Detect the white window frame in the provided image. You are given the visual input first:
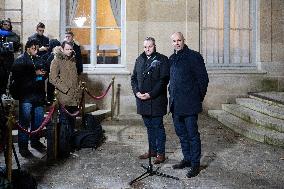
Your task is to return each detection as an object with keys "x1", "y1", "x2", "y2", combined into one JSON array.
[
  {"x1": 60, "y1": 0, "x2": 127, "y2": 73},
  {"x1": 200, "y1": 0, "x2": 259, "y2": 68}
]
